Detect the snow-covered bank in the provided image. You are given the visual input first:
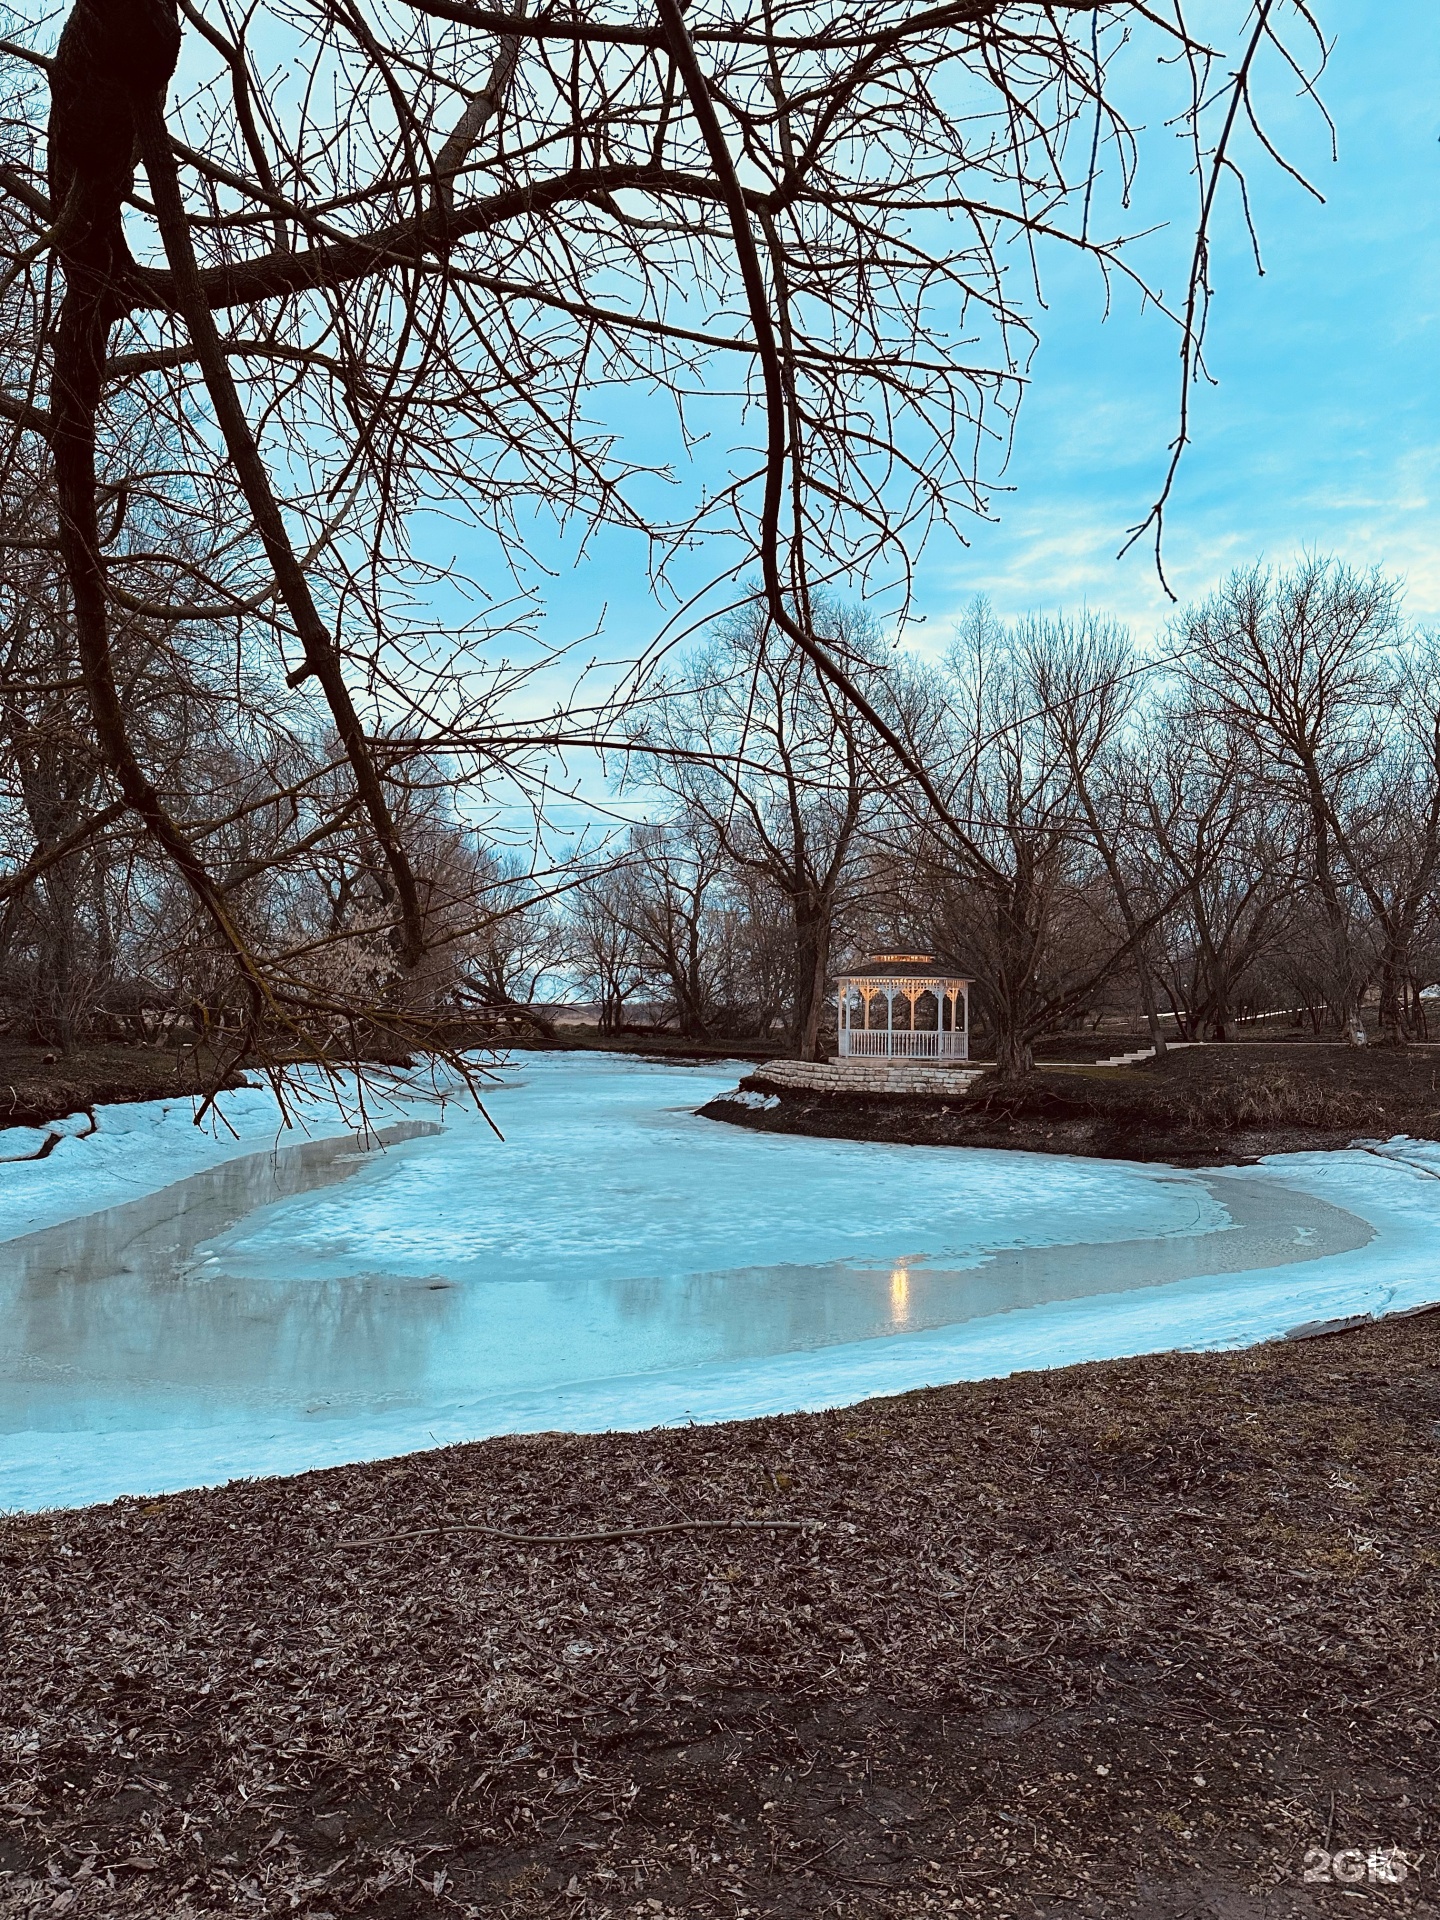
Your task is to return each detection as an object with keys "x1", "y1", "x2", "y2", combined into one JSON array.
[
  {"x1": 3, "y1": 1052, "x2": 1439, "y2": 1512},
  {"x1": 0, "y1": 1062, "x2": 466, "y2": 1243}
]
